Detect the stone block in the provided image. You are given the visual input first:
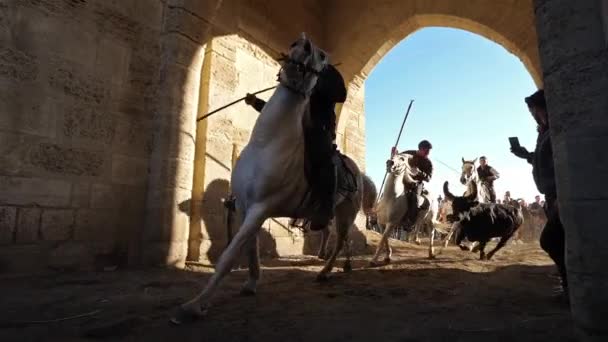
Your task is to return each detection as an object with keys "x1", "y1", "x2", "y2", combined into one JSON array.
[
  {"x1": 0, "y1": 176, "x2": 71, "y2": 207},
  {"x1": 148, "y1": 124, "x2": 197, "y2": 163},
  {"x1": 61, "y1": 104, "x2": 115, "y2": 146},
  {"x1": 156, "y1": 158, "x2": 194, "y2": 191},
  {"x1": 111, "y1": 154, "x2": 148, "y2": 185},
  {"x1": 0, "y1": 206, "x2": 16, "y2": 244},
  {"x1": 553, "y1": 136, "x2": 608, "y2": 201},
  {"x1": 28, "y1": 142, "x2": 106, "y2": 177},
  {"x1": 111, "y1": 112, "x2": 152, "y2": 157},
  {"x1": 160, "y1": 31, "x2": 204, "y2": 68},
  {"x1": 0, "y1": 46, "x2": 38, "y2": 82},
  {"x1": 144, "y1": 205, "x2": 191, "y2": 243},
  {"x1": 71, "y1": 182, "x2": 90, "y2": 208},
  {"x1": 92, "y1": 2, "x2": 142, "y2": 44},
  {"x1": 90, "y1": 183, "x2": 116, "y2": 209},
  {"x1": 40, "y1": 209, "x2": 74, "y2": 241},
  {"x1": 48, "y1": 59, "x2": 109, "y2": 105},
  {"x1": 74, "y1": 209, "x2": 116, "y2": 242},
  {"x1": 16, "y1": 207, "x2": 41, "y2": 243},
  {"x1": 95, "y1": 38, "x2": 131, "y2": 85},
  {"x1": 142, "y1": 241, "x2": 187, "y2": 268},
  {"x1": 0, "y1": 82, "x2": 56, "y2": 138}
]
